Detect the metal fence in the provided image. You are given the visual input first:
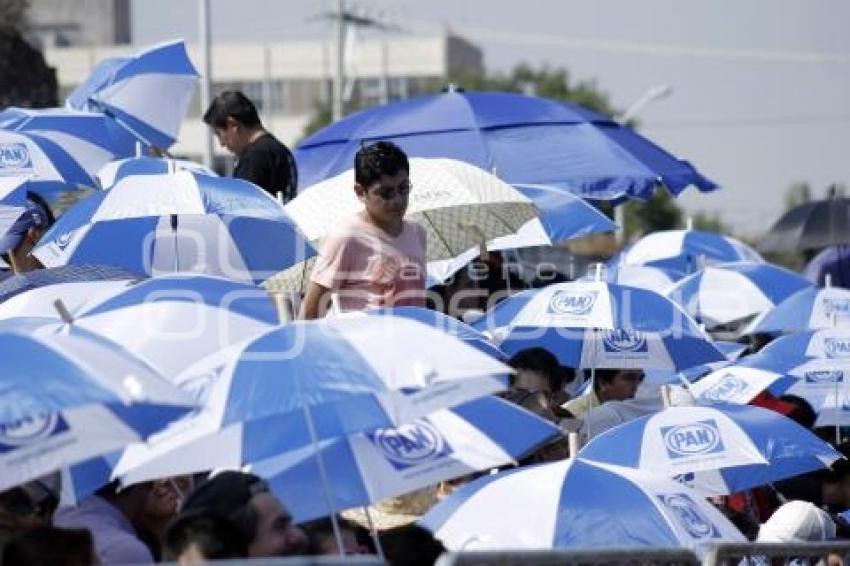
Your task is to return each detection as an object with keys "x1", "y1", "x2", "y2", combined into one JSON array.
[
  {"x1": 704, "y1": 542, "x2": 850, "y2": 565},
  {"x1": 435, "y1": 548, "x2": 701, "y2": 566}
]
